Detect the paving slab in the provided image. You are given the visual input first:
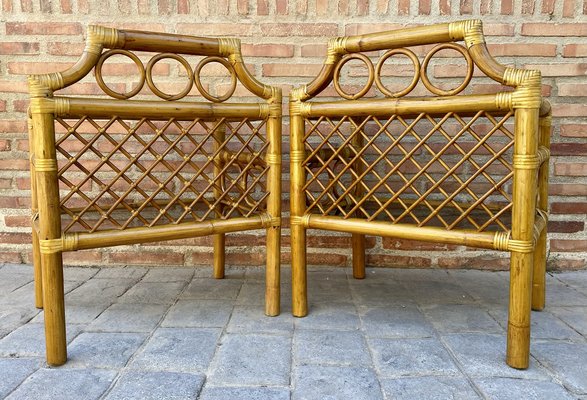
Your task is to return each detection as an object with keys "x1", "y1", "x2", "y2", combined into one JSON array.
[
  {"x1": 350, "y1": 281, "x2": 416, "y2": 305},
  {"x1": 532, "y1": 341, "x2": 587, "y2": 394},
  {"x1": 402, "y1": 280, "x2": 477, "y2": 305},
  {"x1": 65, "y1": 278, "x2": 136, "y2": 305},
  {"x1": 104, "y1": 371, "x2": 205, "y2": 400},
  {"x1": 32, "y1": 304, "x2": 109, "y2": 325},
  {"x1": 369, "y1": 337, "x2": 459, "y2": 377},
  {"x1": 380, "y1": 376, "x2": 481, "y2": 400},
  {"x1": 550, "y1": 306, "x2": 587, "y2": 337},
  {"x1": 181, "y1": 279, "x2": 243, "y2": 300},
  {"x1": 93, "y1": 266, "x2": 148, "y2": 280},
  {"x1": 6, "y1": 368, "x2": 116, "y2": 400},
  {"x1": 292, "y1": 365, "x2": 383, "y2": 400},
  {"x1": 421, "y1": 304, "x2": 503, "y2": 334},
  {"x1": 117, "y1": 282, "x2": 186, "y2": 305},
  {"x1": 161, "y1": 299, "x2": 233, "y2": 328},
  {"x1": 0, "y1": 358, "x2": 40, "y2": 398},
  {"x1": 545, "y1": 281, "x2": 587, "y2": 307},
  {"x1": 294, "y1": 302, "x2": 361, "y2": 331},
  {"x1": 0, "y1": 323, "x2": 82, "y2": 357},
  {"x1": 294, "y1": 330, "x2": 372, "y2": 366},
  {"x1": 87, "y1": 303, "x2": 168, "y2": 332},
  {"x1": 62, "y1": 267, "x2": 99, "y2": 282},
  {"x1": 360, "y1": 305, "x2": 435, "y2": 338},
  {"x1": 130, "y1": 327, "x2": 221, "y2": 373},
  {"x1": 474, "y1": 377, "x2": 577, "y2": 400},
  {"x1": 208, "y1": 333, "x2": 291, "y2": 386},
  {"x1": 199, "y1": 386, "x2": 290, "y2": 400},
  {"x1": 141, "y1": 267, "x2": 195, "y2": 282},
  {"x1": 227, "y1": 305, "x2": 294, "y2": 334},
  {"x1": 64, "y1": 332, "x2": 147, "y2": 368}
]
